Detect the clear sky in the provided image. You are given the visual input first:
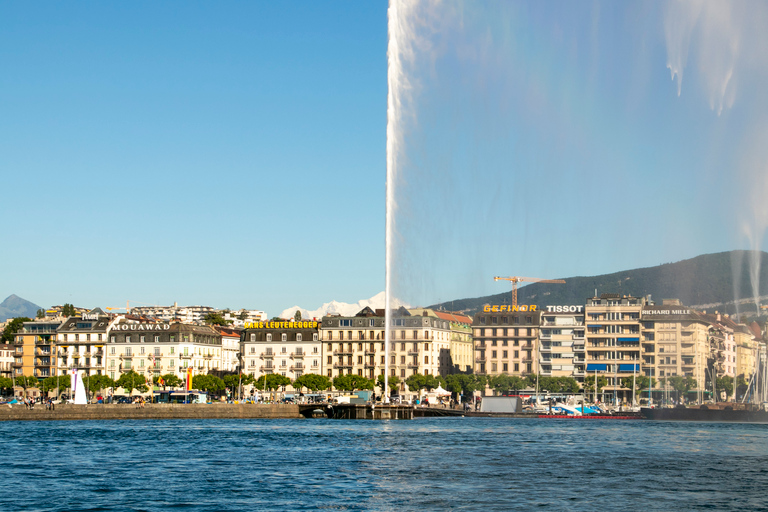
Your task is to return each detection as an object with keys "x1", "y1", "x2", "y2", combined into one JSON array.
[{"x1": 2, "y1": 2, "x2": 767, "y2": 316}]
